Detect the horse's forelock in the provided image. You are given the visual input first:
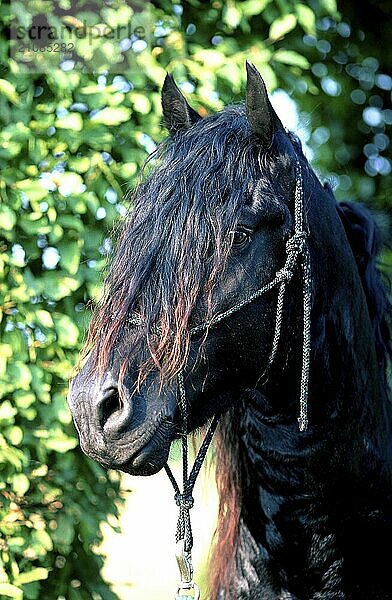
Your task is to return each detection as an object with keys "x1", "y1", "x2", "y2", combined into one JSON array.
[{"x1": 84, "y1": 105, "x2": 269, "y2": 386}]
